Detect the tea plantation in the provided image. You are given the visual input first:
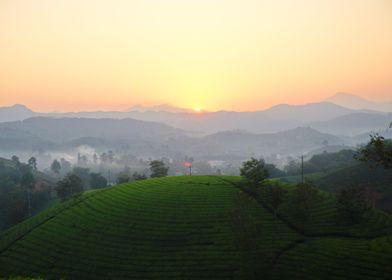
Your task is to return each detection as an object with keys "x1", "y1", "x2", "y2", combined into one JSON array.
[{"x1": 0, "y1": 176, "x2": 391, "y2": 279}]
